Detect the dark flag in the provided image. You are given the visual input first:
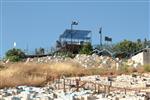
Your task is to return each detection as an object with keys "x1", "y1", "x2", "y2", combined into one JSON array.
[
  {"x1": 72, "y1": 21, "x2": 78, "y2": 25},
  {"x1": 105, "y1": 36, "x2": 112, "y2": 42}
]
